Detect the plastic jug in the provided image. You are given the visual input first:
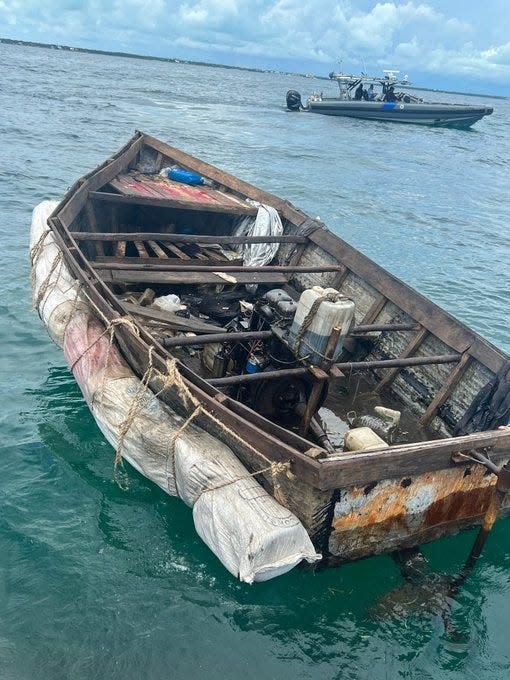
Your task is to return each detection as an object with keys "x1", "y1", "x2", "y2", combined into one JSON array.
[{"x1": 288, "y1": 286, "x2": 355, "y2": 366}]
